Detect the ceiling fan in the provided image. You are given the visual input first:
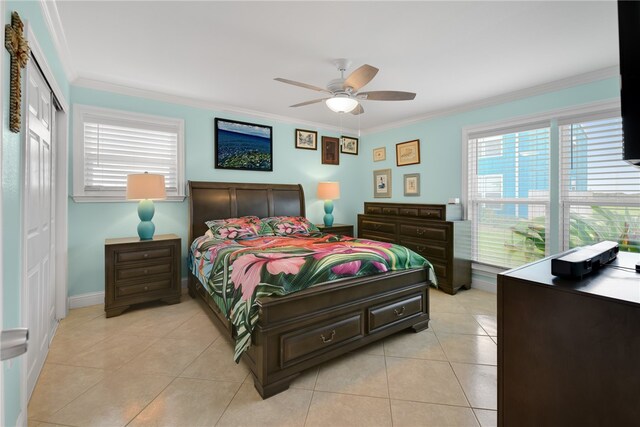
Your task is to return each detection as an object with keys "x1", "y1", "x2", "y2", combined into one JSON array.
[{"x1": 274, "y1": 59, "x2": 416, "y2": 115}]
